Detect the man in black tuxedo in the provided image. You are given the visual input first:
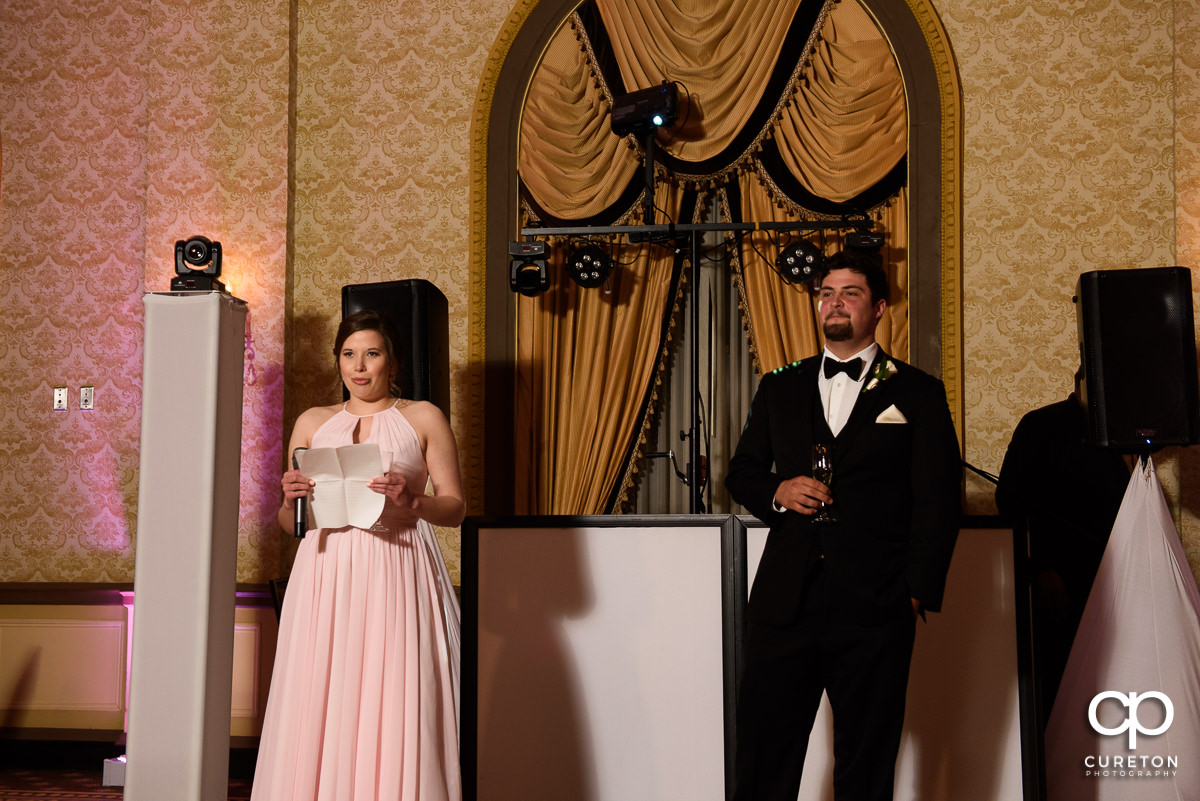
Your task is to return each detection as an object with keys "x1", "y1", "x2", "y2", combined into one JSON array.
[{"x1": 726, "y1": 249, "x2": 962, "y2": 801}]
